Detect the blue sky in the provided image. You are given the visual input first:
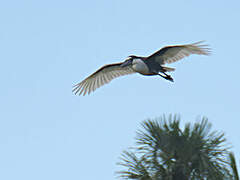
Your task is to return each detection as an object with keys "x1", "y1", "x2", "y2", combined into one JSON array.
[{"x1": 0, "y1": 0, "x2": 240, "y2": 179}]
